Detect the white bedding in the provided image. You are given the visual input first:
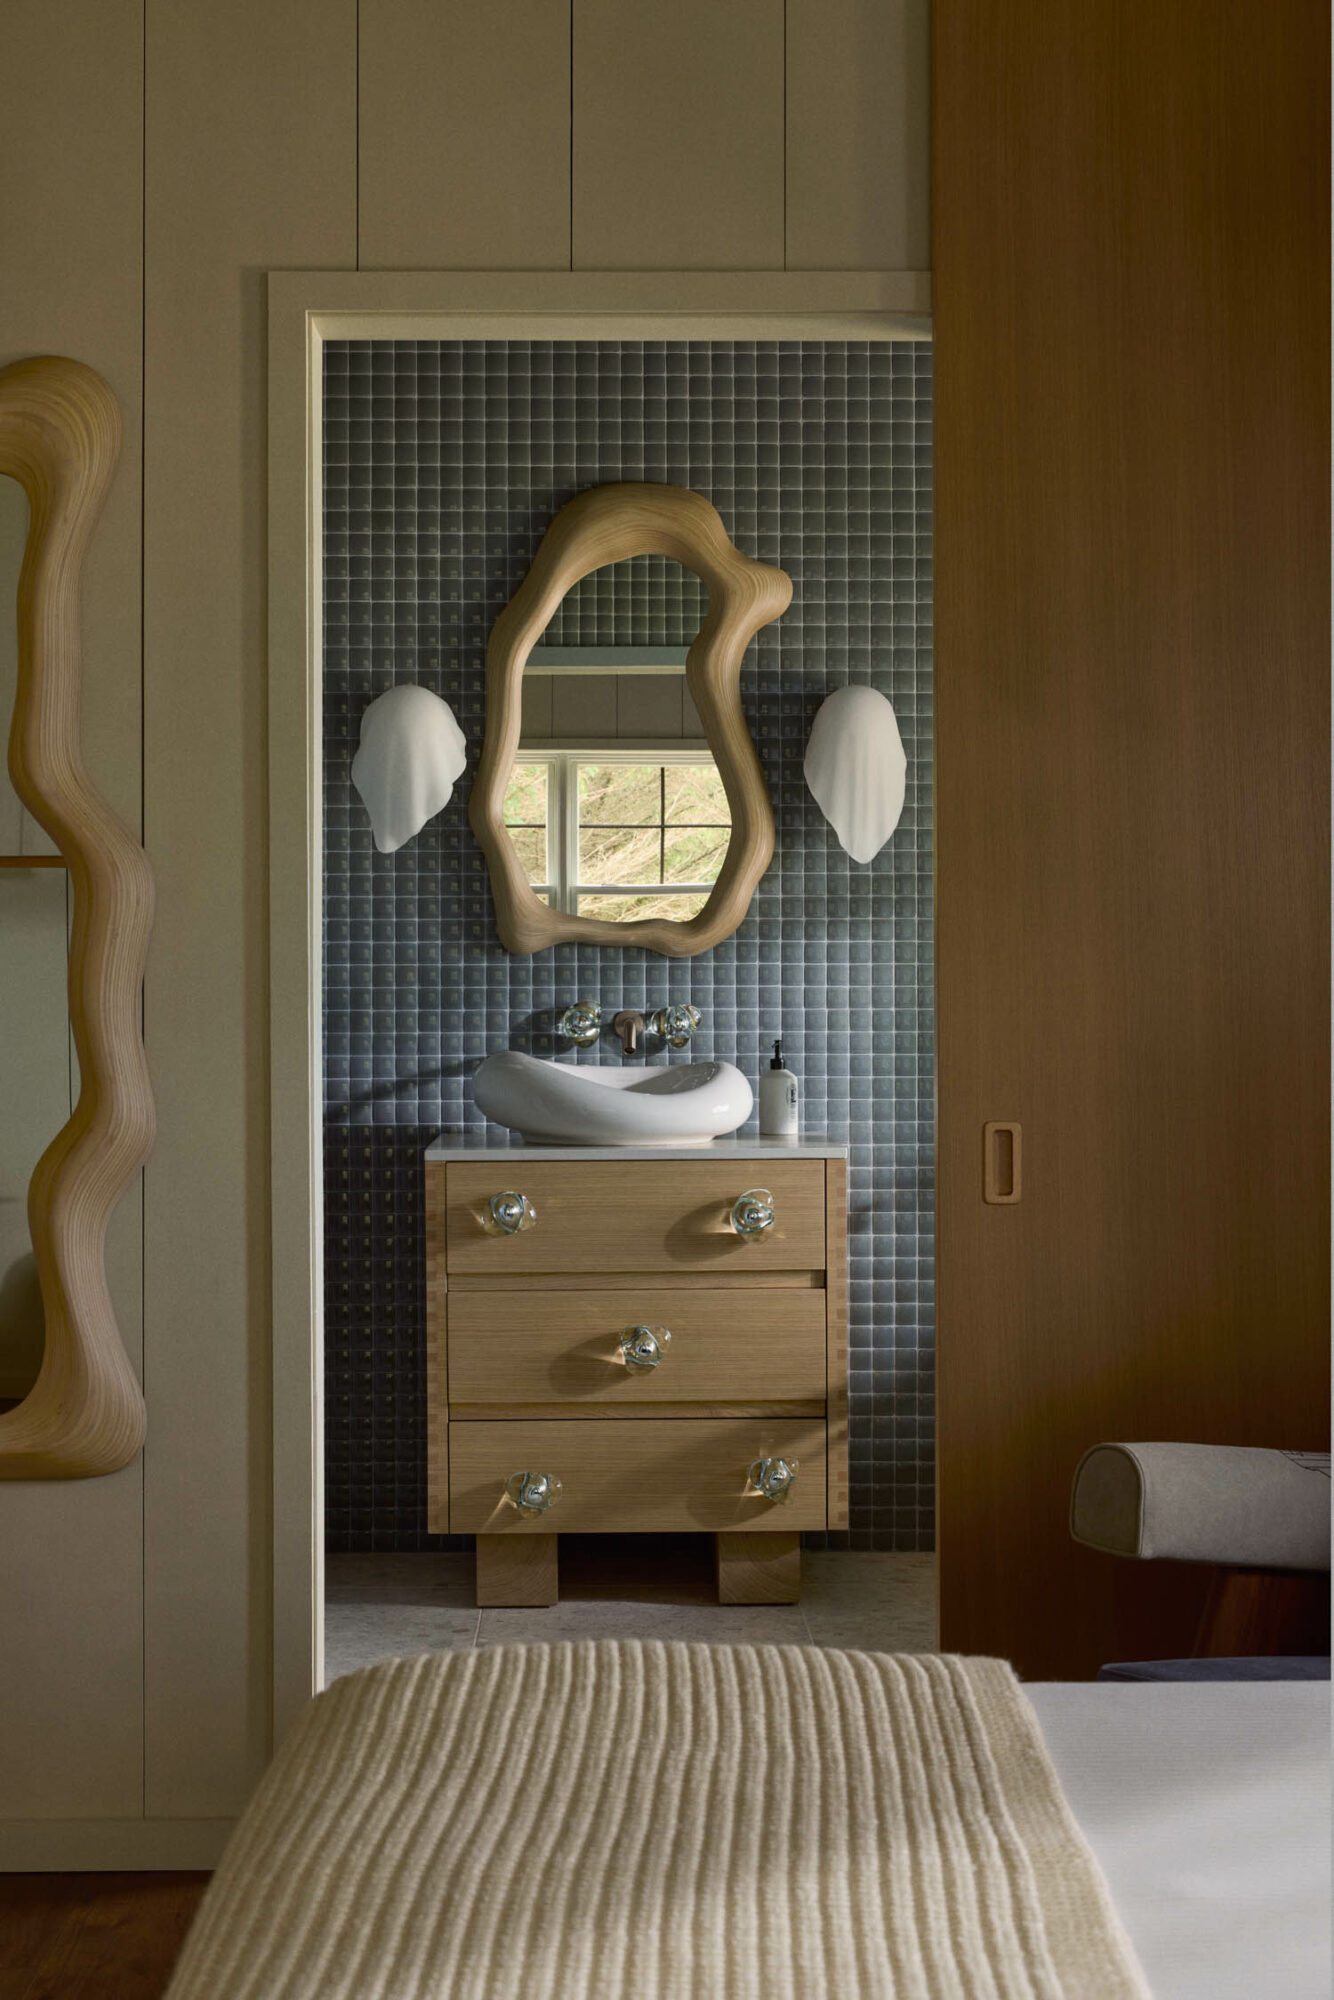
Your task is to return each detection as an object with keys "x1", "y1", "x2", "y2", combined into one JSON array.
[{"x1": 1027, "y1": 1682, "x2": 1330, "y2": 2000}]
